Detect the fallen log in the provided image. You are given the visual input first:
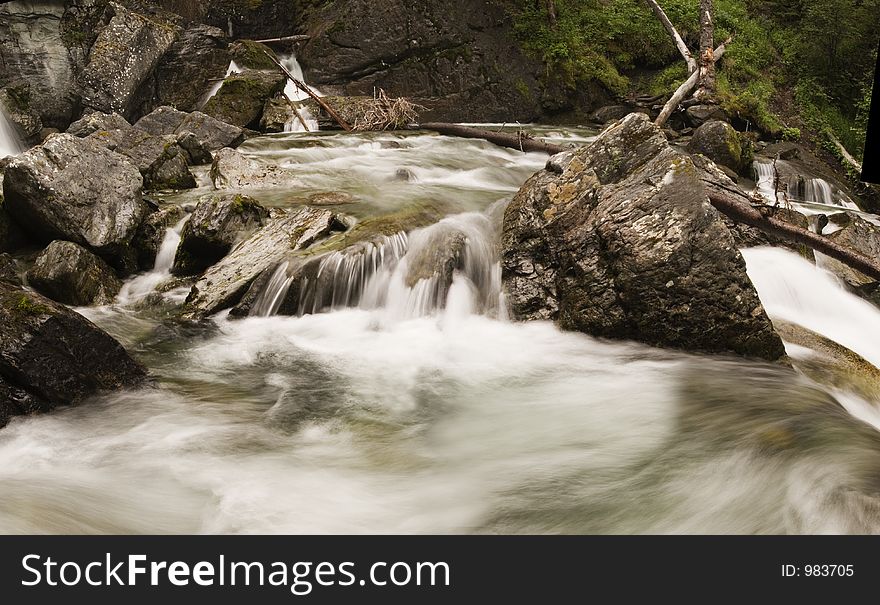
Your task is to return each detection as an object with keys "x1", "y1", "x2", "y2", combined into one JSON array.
[
  {"x1": 706, "y1": 188, "x2": 880, "y2": 281},
  {"x1": 264, "y1": 51, "x2": 352, "y2": 131},
  {"x1": 416, "y1": 123, "x2": 568, "y2": 155},
  {"x1": 254, "y1": 35, "x2": 311, "y2": 44}
]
